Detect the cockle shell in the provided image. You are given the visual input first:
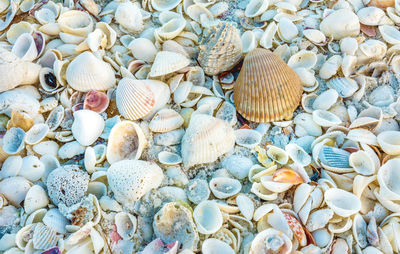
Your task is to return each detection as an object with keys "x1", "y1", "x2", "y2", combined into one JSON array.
[
  {"x1": 58, "y1": 10, "x2": 93, "y2": 36},
  {"x1": 198, "y1": 22, "x2": 242, "y2": 76},
  {"x1": 42, "y1": 208, "x2": 68, "y2": 234},
  {"x1": 319, "y1": 9, "x2": 360, "y2": 39},
  {"x1": 24, "y1": 185, "x2": 49, "y2": 214},
  {"x1": 202, "y1": 238, "x2": 235, "y2": 254},
  {"x1": 181, "y1": 114, "x2": 235, "y2": 168},
  {"x1": 250, "y1": 228, "x2": 292, "y2": 254},
  {"x1": 107, "y1": 160, "x2": 164, "y2": 203},
  {"x1": 210, "y1": 177, "x2": 242, "y2": 199},
  {"x1": 324, "y1": 188, "x2": 361, "y2": 217},
  {"x1": 149, "y1": 108, "x2": 184, "y2": 133},
  {"x1": 83, "y1": 90, "x2": 109, "y2": 113},
  {"x1": 66, "y1": 51, "x2": 116, "y2": 92},
  {"x1": 2, "y1": 127, "x2": 25, "y2": 154},
  {"x1": 71, "y1": 109, "x2": 105, "y2": 146},
  {"x1": 149, "y1": 51, "x2": 190, "y2": 77},
  {"x1": 106, "y1": 121, "x2": 147, "y2": 164},
  {"x1": 32, "y1": 223, "x2": 58, "y2": 250},
  {"x1": 234, "y1": 48, "x2": 302, "y2": 122},
  {"x1": 377, "y1": 158, "x2": 400, "y2": 201},
  {"x1": 0, "y1": 176, "x2": 31, "y2": 207},
  {"x1": 377, "y1": 131, "x2": 400, "y2": 155},
  {"x1": 193, "y1": 200, "x2": 223, "y2": 234},
  {"x1": 128, "y1": 38, "x2": 157, "y2": 63},
  {"x1": 115, "y1": 1, "x2": 144, "y2": 33}
]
